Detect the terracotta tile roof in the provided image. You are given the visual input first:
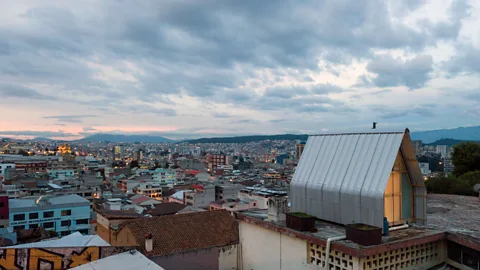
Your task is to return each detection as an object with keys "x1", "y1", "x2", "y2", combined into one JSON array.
[{"x1": 121, "y1": 210, "x2": 238, "y2": 257}]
